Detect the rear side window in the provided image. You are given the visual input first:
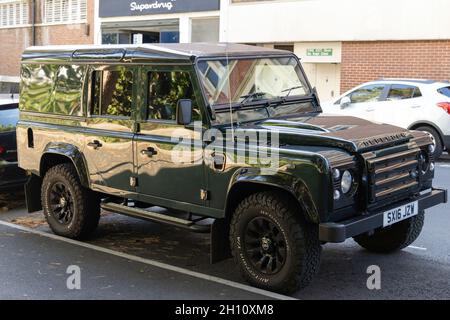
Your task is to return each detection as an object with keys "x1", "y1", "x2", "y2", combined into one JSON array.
[
  {"x1": 20, "y1": 64, "x2": 85, "y2": 116},
  {"x1": 91, "y1": 68, "x2": 133, "y2": 118},
  {"x1": 387, "y1": 85, "x2": 422, "y2": 101},
  {"x1": 349, "y1": 85, "x2": 386, "y2": 103},
  {"x1": 438, "y1": 86, "x2": 450, "y2": 98},
  {"x1": 147, "y1": 71, "x2": 201, "y2": 122}
]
